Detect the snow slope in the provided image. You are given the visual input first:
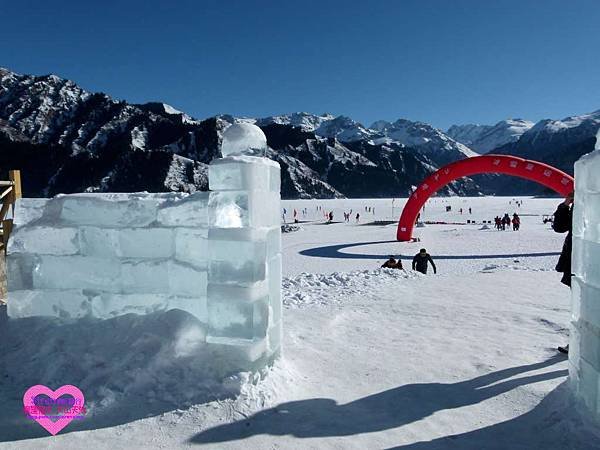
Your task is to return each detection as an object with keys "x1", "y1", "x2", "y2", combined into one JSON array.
[{"x1": 1, "y1": 196, "x2": 599, "y2": 449}]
